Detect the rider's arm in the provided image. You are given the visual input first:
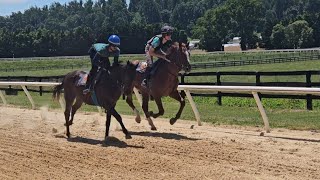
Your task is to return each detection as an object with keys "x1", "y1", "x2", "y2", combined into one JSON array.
[
  {"x1": 113, "y1": 48, "x2": 120, "y2": 66},
  {"x1": 113, "y1": 56, "x2": 119, "y2": 65},
  {"x1": 100, "y1": 56, "x2": 110, "y2": 69},
  {"x1": 92, "y1": 53, "x2": 102, "y2": 67},
  {"x1": 148, "y1": 37, "x2": 167, "y2": 60},
  {"x1": 148, "y1": 46, "x2": 166, "y2": 60}
]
